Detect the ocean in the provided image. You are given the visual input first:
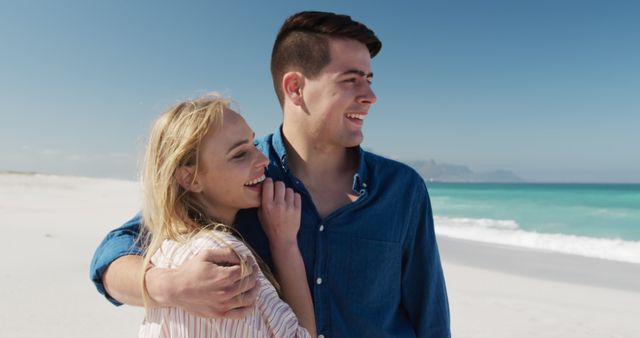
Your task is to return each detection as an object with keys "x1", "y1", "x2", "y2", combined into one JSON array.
[{"x1": 427, "y1": 183, "x2": 640, "y2": 264}]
